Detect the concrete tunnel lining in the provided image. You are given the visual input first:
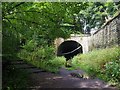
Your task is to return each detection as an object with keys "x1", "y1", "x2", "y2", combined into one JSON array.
[{"x1": 57, "y1": 40, "x2": 83, "y2": 60}]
